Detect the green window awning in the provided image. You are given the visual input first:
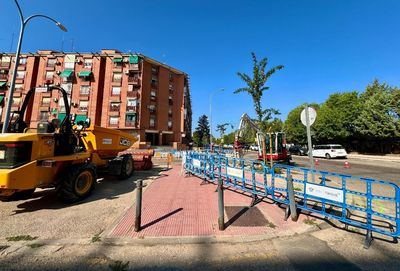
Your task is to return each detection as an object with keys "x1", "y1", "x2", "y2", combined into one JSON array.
[
  {"x1": 78, "y1": 71, "x2": 92, "y2": 77},
  {"x1": 0, "y1": 82, "x2": 6, "y2": 87},
  {"x1": 112, "y1": 58, "x2": 123, "y2": 63},
  {"x1": 57, "y1": 113, "x2": 66, "y2": 120},
  {"x1": 75, "y1": 114, "x2": 87, "y2": 123},
  {"x1": 129, "y1": 55, "x2": 139, "y2": 64},
  {"x1": 59, "y1": 69, "x2": 74, "y2": 78},
  {"x1": 0, "y1": 95, "x2": 4, "y2": 103}
]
